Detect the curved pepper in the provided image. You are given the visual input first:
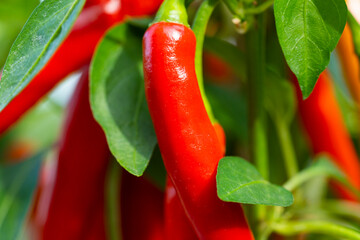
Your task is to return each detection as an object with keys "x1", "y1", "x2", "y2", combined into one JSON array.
[
  {"x1": 0, "y1": 2, "x2": 122, "y2": 135},
  {"x1": 31, "y1": 68, "x2": 111, "y2": 240},
  {"x1": 164, "y1": 122, "x2": 227, "y2": 240},
  {"x1": 165, "y1": 178, "x2": 198, "y2": 240},
  {"x1": 0, "y1": 0, "x2": 164, "y2": 135},
  {"x1": 295, "y1": 71, "x2": 360, "y2": 201},
  {"x1": 143, "y1": 9, "x2": 254, "y2": 237}
]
